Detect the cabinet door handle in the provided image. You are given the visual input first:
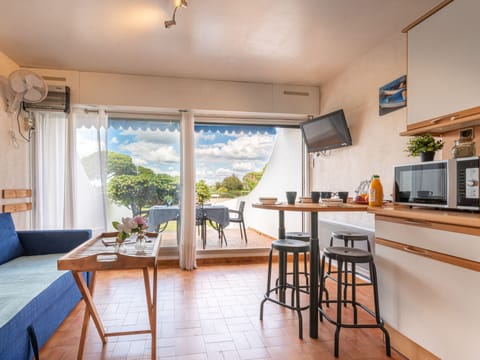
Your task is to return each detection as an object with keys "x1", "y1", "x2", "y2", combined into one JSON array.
[
  {"x1": 403, "y1": 246, "x2": 433, "y2": 257},
  {"x1": 403, "y1": 219, "x2": 432, "y2": 227}
]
